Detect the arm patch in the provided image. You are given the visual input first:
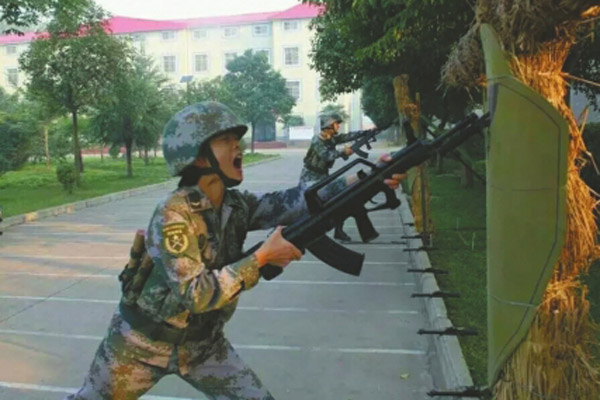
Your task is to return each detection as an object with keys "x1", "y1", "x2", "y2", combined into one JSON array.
[{"x1": 162, "y1": 223, "x2": 189, "y2": 256}]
